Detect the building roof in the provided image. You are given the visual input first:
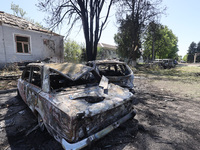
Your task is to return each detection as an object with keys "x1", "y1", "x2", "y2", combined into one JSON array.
[
  {"x1": 0, "y1": 11, "x2": 60, "y2": 36},
  {"x1": 98, "y1": 43, "x2": 117, "y2": 50}
]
